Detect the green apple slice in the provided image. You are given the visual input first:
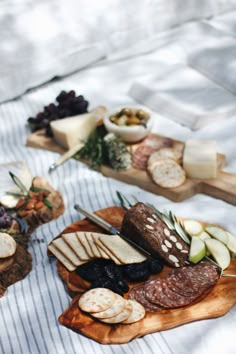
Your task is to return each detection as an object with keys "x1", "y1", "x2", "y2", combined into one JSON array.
[
  {"x1": 183, "y1": 220, "x2": 203, "y2": 236},
  {"x1": 189, "y1": 237, "x2": 206, "y2": 264},
  {"x1": 205, "y1": 225, "x2": 228, "y2": 245},
  {"x1": 199, "y1": 231, "x2": 211, "y2": 241},
  {"x1": 205, "y1": 238, "x2": 231, "y2": 270},
  {"x1": 226, "y1": 232, "x2": 236, "y2": 253}
]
